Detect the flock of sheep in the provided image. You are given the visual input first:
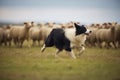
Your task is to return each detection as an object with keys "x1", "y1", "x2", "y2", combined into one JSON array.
[
  {"x1": 86, "y1": 22, "x2": 120, "y2": 48},
  {"x1": 0, "y1": 21, "x2": 120, "y2": 49}
]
